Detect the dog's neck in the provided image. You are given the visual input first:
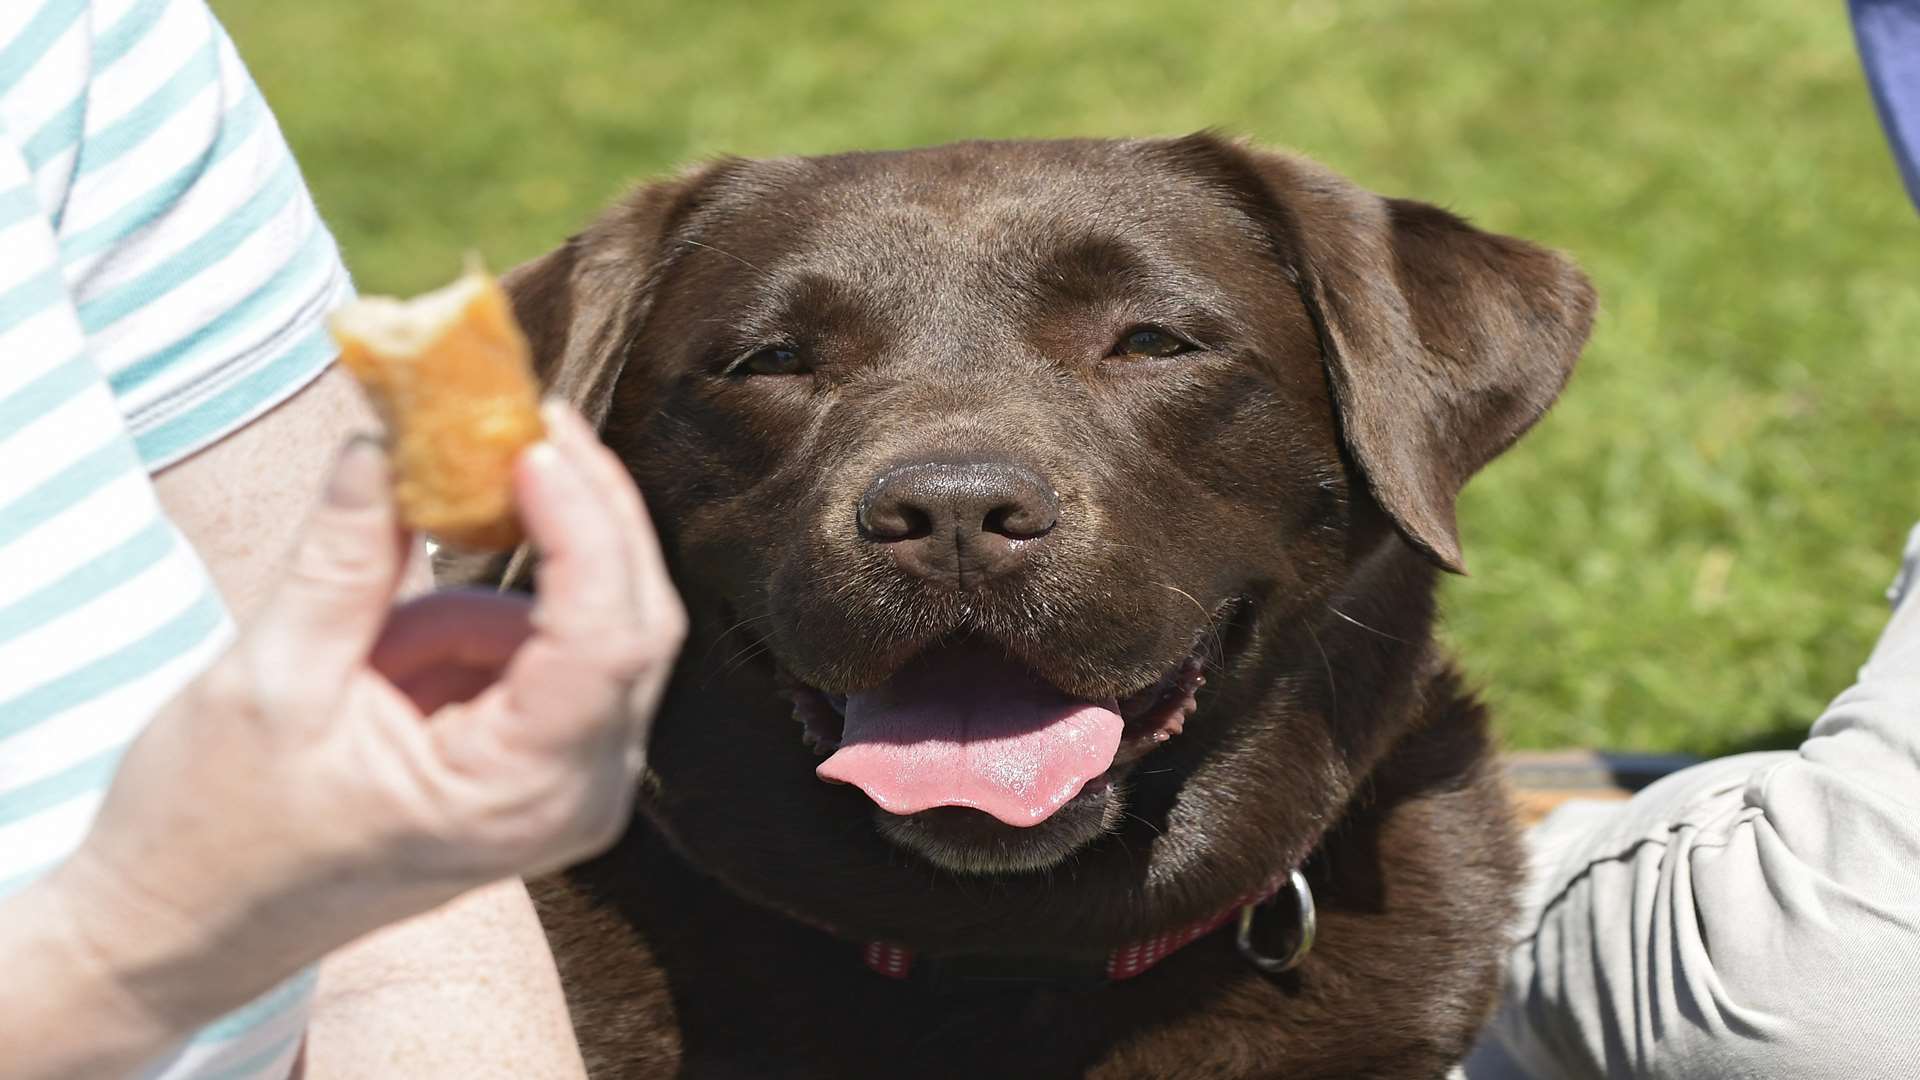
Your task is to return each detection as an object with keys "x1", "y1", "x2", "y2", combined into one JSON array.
[{"x1": 843, "y1": 864, "x2": 1314, "y2": 992}]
